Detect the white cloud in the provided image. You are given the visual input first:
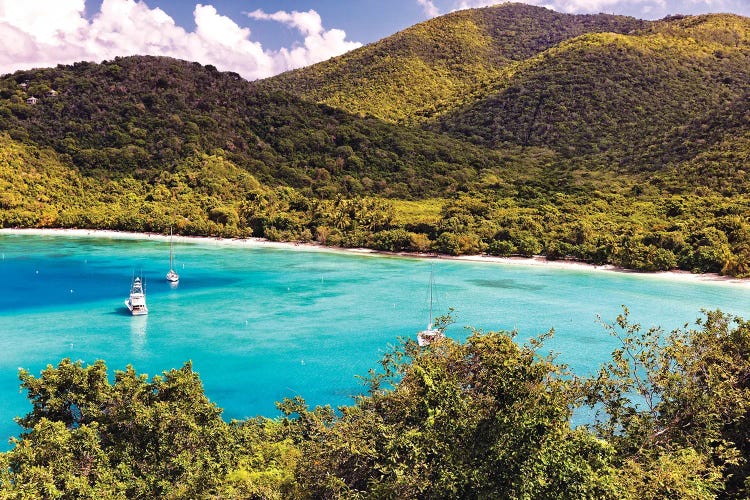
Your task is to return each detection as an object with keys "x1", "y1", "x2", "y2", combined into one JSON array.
[
  {"x1": 248, "y1": 9, "x2": 323, "y2": 36},
  {"x1": 0, "y1": 0, "x2": 361, "y2": 80},
  {"x1": 247, "y1": 9, "x2": 362, "y2": 70},
  {"x1": 0, "y1": 0, "x2": 88, "y2": 43},
  {"x1": 417, "y1": 0, "x2": 441, "y2": 17}
]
